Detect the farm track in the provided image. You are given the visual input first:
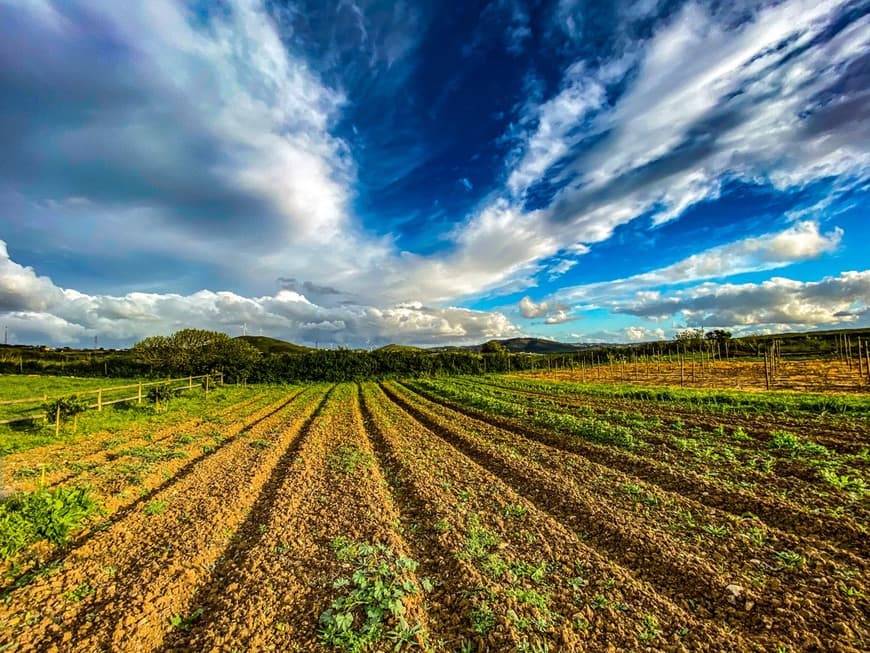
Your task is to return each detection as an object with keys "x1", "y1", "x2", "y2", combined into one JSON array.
[
  {"x1": 3, "y1": 388, "x2": 278, "y2": 491},
  {"x1": 499, "y1": 377, "x2": 870, "y2": 451},
  {"x1": 160, "y1": 382, "x2": 431, "y2": 652},
  {"x1": 385, "y1": 383, "x2": 869, "y2": 651},
  {"x1": 452, "y1": 379, "x2": 869, "y2": 518},
  {"x1": 405, "y1": 382, "x2": 868, "y2": 555},
  {"x1": 0, "y1": 385, "x2": 328, "y2": 652},
  {"x1": 362, "y1": 383, "x2": 749, "y2": 651}
]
